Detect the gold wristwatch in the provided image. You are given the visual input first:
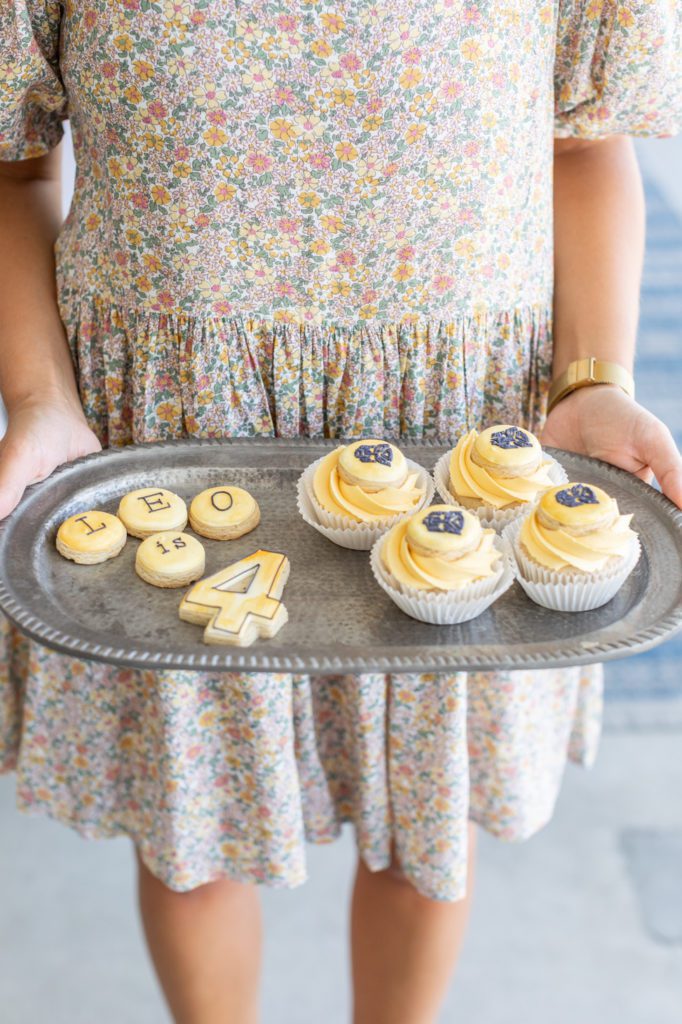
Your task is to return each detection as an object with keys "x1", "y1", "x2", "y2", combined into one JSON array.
[{"x1": 547, "y1": 357, "x2": 635, "y2": 414}]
